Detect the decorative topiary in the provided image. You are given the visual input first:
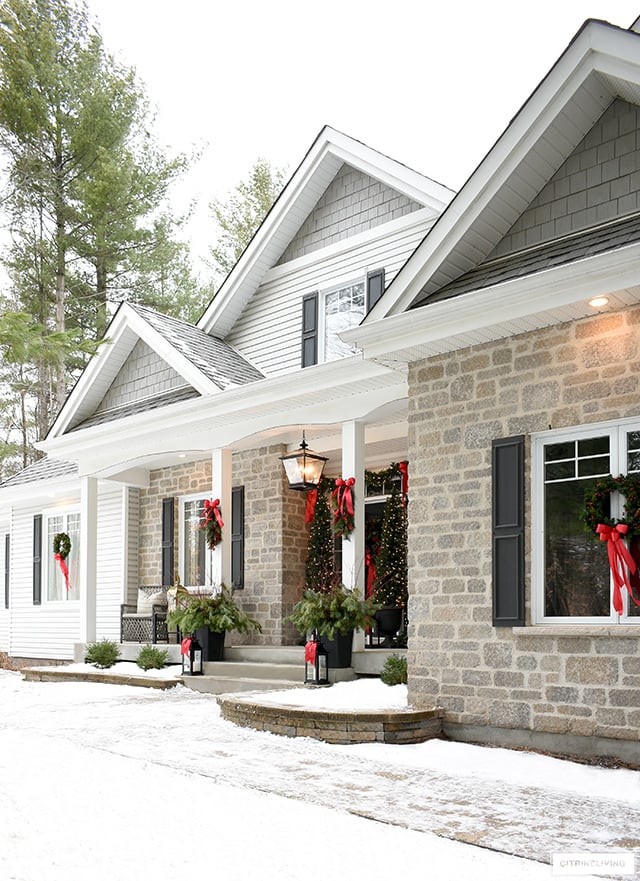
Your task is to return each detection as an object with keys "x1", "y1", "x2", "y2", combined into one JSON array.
[
  {"x1": 373, "y1": 488, "x2": 408, "y2": 608},
  {"x1": 380, "y1": 655, "x2": 407, "y2": 686},
  {"x1": 85, "y1": 639, "x2": 120, "y2": 669},
  {"x1": 136, "y1": 645, "x2": 168, "y2": 671}
]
